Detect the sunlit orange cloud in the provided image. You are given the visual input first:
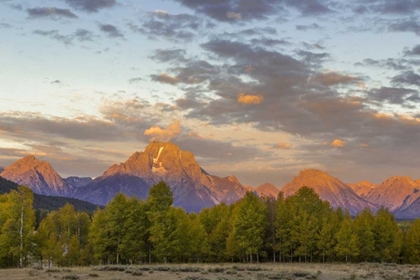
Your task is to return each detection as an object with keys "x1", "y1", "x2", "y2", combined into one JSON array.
[
  {"x1": 275, "y1": 142, "x2": 292, "y2": 149},
  {"x1": 311, "y1": 72, "x2": 357, "y2": 86},
  {"x1": 237, "y1": 93, "x2": 263, "y2": 105},
  {"x1": 359, "y1": 143, "x2": 369, "y2": 148},
  {"x1": 144, "y1": 120, "x2": 181, "y2": 141},
  {"x1": 331, "y1": 139, "x2": 345, "y2": 148},
  {"x1": 374, "y1": 112, "x2": 393, "y2": 120}
]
